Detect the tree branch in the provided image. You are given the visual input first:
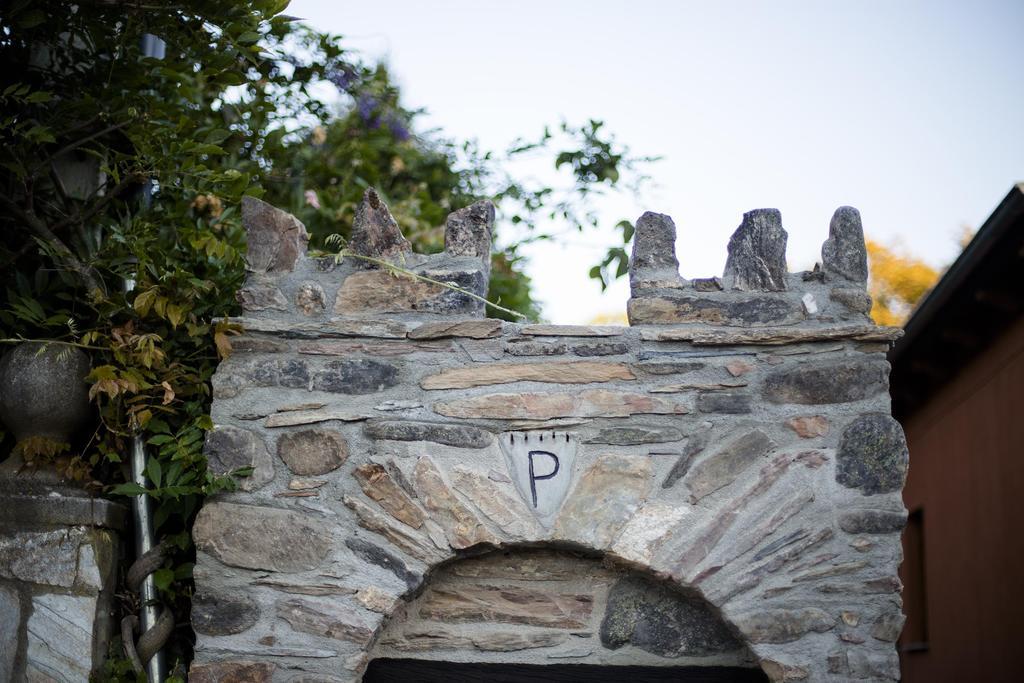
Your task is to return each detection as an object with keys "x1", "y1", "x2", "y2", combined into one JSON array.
[
  {"x1": 30, "y1": 121, "x2": 129, "y2": 178},
  {"x1": 0, "y1": 193, "x2": 107, "y2": 301},
  {"x1": 52, "y1": 172, "x2": 138, "y2": 234}
]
